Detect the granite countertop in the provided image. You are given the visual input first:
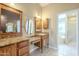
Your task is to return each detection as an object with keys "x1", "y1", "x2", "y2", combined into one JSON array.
[
  {"x1": 29, "y1": 36, "x2": 41, "y2": 42},
  {"x1": 36, "y1": 33, "x2": 48, "y2": 36},
  {"x1": 0, "y1": 33, "x2": 48, "y2": 47},
  {"x1": 0, "y1": 36, "x2": 29, "y2": 47}
]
